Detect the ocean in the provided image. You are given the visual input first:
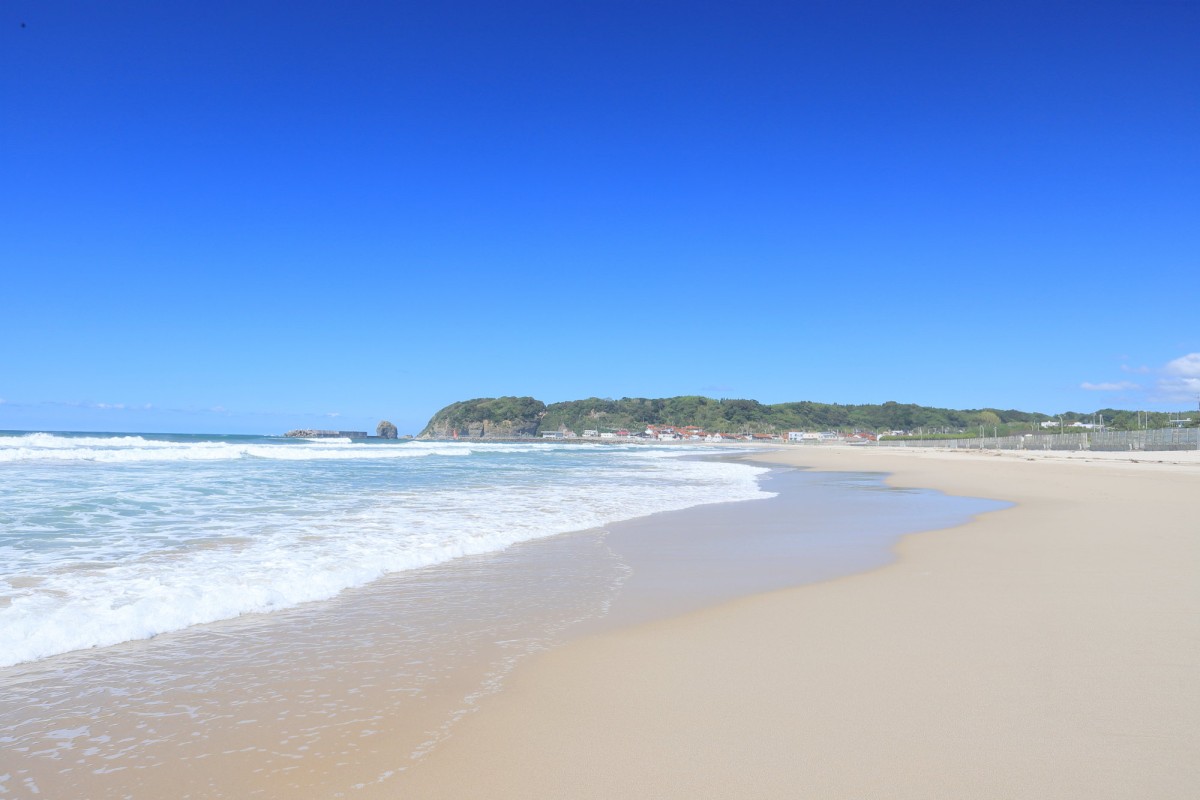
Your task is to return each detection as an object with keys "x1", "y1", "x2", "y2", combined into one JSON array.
[
  {"x1": 0, "y1": 431, "x2": 772, "y2": 668},
  {"x1": 0, "y1": 431, "x2": 1002, "y2": 797}
]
